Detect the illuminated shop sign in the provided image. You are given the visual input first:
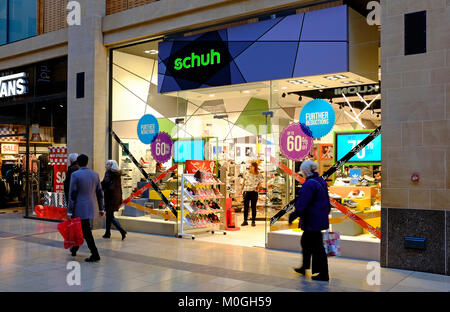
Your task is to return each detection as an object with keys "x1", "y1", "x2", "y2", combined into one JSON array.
[
  {"x1": 174, "y1": 49, "x2": 221, "y2": 70},
  {"x1": 159, "y1": 5, "x2": 349, "y2": 93},
  {"x1": 0, "y1": 72, "x2": 28, "y2": 98},
  {"x1": 334, "y1": 84, "x2": 379, "y2": 96}
]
